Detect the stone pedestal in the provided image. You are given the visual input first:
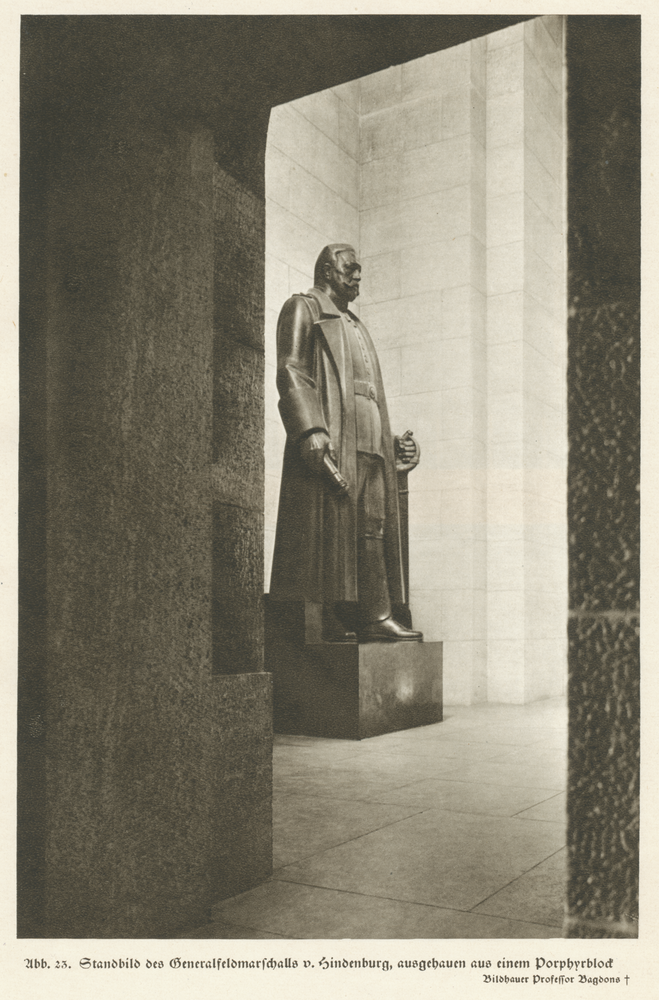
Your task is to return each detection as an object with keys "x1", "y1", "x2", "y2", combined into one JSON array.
[{"x1": 265, "y1": 599, "x2": 443, "y2": 740}]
